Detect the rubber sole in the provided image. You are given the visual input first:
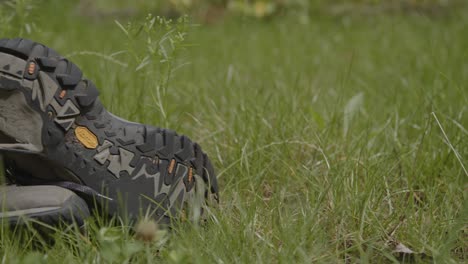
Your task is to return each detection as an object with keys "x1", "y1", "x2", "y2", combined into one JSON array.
[{"x1": 0, "y1": 38, "x2": 219, "y2": 223}]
